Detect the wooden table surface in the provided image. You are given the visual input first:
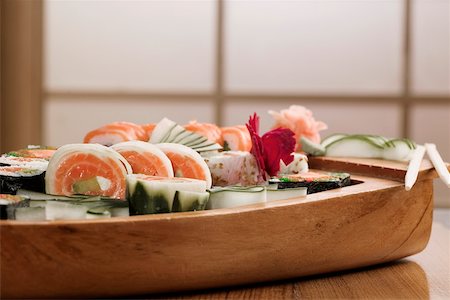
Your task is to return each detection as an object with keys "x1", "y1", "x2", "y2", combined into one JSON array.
[{"x1": 148, "y1": 209, "x2": 450, "y2": 299}]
